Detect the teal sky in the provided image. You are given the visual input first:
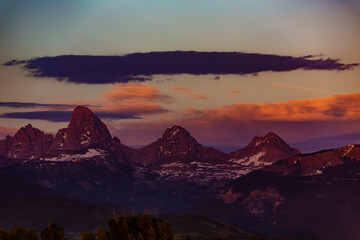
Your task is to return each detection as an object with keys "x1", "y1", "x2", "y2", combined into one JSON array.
[{"x1": 1, "y1": 0, "x2": 359, "y2": 61}]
